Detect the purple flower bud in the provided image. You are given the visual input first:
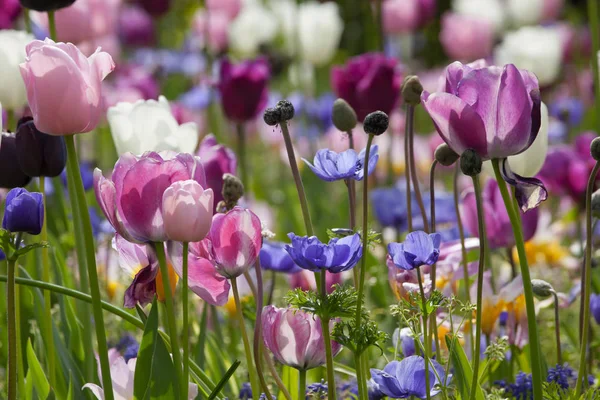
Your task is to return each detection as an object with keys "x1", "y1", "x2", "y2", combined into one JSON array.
[
  {"x1": 15, "y1": 117, "x2": 67, "y2": 178},
  {"x1": 0, "y1": 132, "x2": 32, "y2": 189},
  {"x1": 2, "y1": 187, "x2": 44, "y2": 235}
]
